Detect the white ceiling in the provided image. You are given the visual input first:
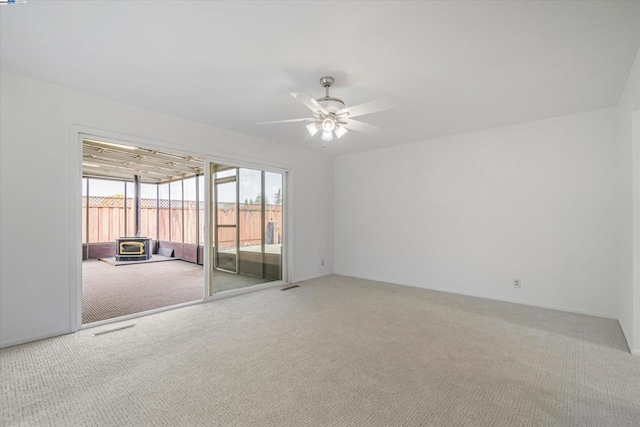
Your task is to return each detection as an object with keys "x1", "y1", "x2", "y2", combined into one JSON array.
[{"x1": 1, "y1": 1, "x2": 639, "y2": 156}]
